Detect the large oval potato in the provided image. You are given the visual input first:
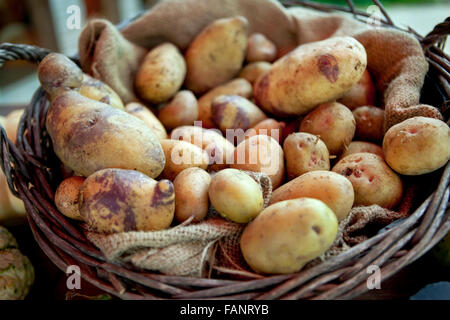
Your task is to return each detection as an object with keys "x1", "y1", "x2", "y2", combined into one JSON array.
[
  {"x1": 174, "y1": 168, "x2": 211, "y2": 223},
  {"x1": 184, "y1": 16, "x2": 248, "y2": 94},
  {"x1": 55, "y1": 176, "x2": 85, "y2": 221},
  {"x1": 80, "y1": 169, "x2": 174, "y2": 233},
  {"x1": 238, "y1": 61, "x2": 272, "y2": 85},
  {"x1": 338, "y1": 69, "x2": 376, "y2": 110},
  {"x1": 79, "y1": 75, "x2": 124, "y2": 110},
  {"x1": 240, "y1": 198, "x2": 338, "y2": 274},
  {"x1": 135, "y1": 43, "x2": 186, "y2": 104},
  {"x1": 332, "y1": 153, "x2": 403, "y2": 209},
  {"x1": 383, "y1": 117, "x2": 450, "y2": 175},
  {"x1": 198, "y1": 78, "x2": 253, "y2": 128},
  {"x1": 245, "y1": 33, "x2": 277, "y2": 63},
  {"x1": 159, "y1": 139, "x2": 209, "y2": 181},
  {"x1": 231, "y1": 135, "x2": 284, "y2": 189},
  {"x1": 254, "y1": 36, "x2": 367, "y2": 116},
  {"x1": 353, "y1": 106, "x2": 384, "y2": 142},
  {"x1": 270, "y1": 171, "x2": 354, "y2": 221},
  {"x1": 158, "y1": 90, "x2": 198, "y2": 130},
  {"x1": 125, "y1": 102, "x2": 168, "y2": 140},
  {"x1": 209, "y1": 169, "x2": 263, "y2": 223}
]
